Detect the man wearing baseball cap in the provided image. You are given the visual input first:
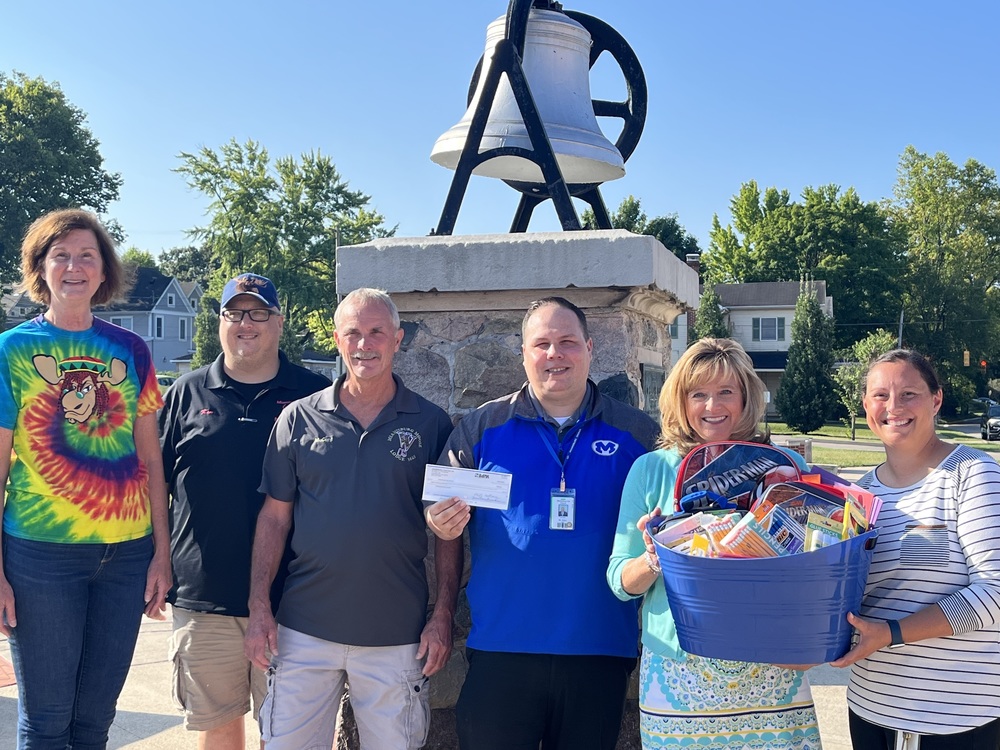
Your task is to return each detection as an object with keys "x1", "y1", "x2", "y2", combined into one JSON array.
[{"x1": 159, "y1": 273, "x2": 330, "y2": 749}]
